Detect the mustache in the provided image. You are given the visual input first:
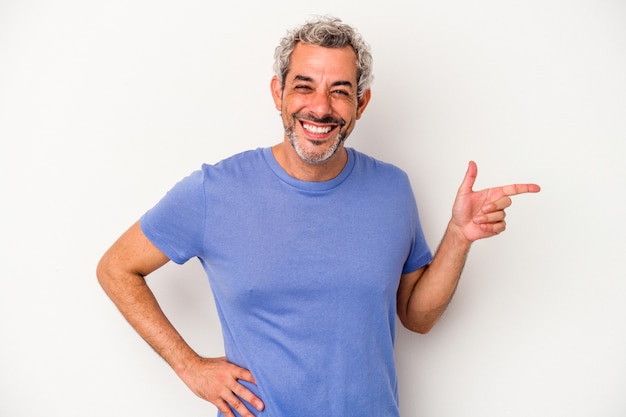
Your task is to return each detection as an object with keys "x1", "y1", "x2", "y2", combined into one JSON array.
[{"x1": 293, "y1": 112, "x2": 346, "y2": 127}]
